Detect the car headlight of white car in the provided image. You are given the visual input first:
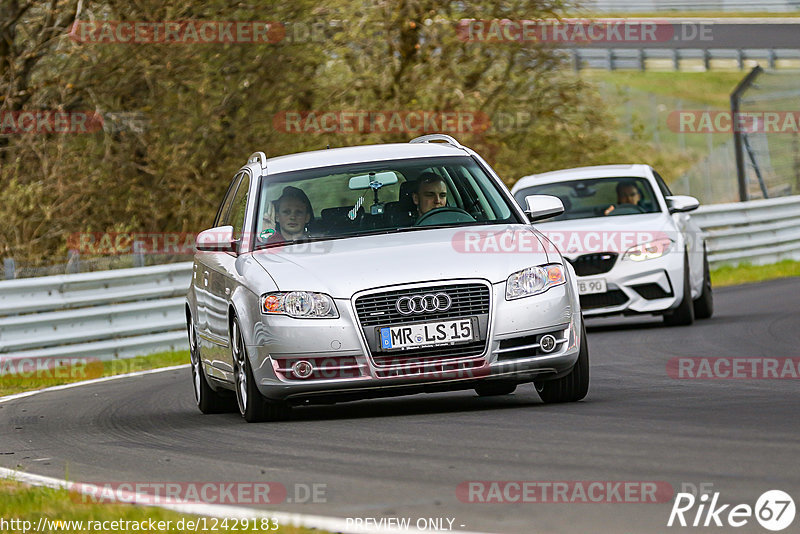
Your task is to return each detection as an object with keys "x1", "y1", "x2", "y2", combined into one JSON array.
[
  {"x1": 622, "y1": 238, "x2": 674, "y2": 262},
  {"x1": 261, "y1": 291, "x2": 339, "y2": 318},
  {"x1": 506, "y1": 264, "x2": 566, "y2": 300}
]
